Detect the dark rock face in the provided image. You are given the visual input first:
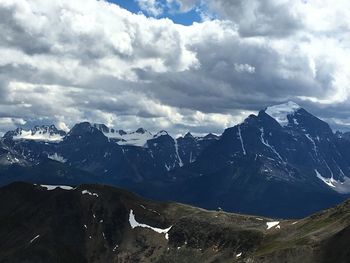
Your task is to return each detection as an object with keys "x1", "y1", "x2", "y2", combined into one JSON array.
[
  {"x1": 1, "y1": 102, "x2": 350, "y2": 218},
  {"x1": 337, "y1": 131, "x2": 350, "y2": 141}
]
